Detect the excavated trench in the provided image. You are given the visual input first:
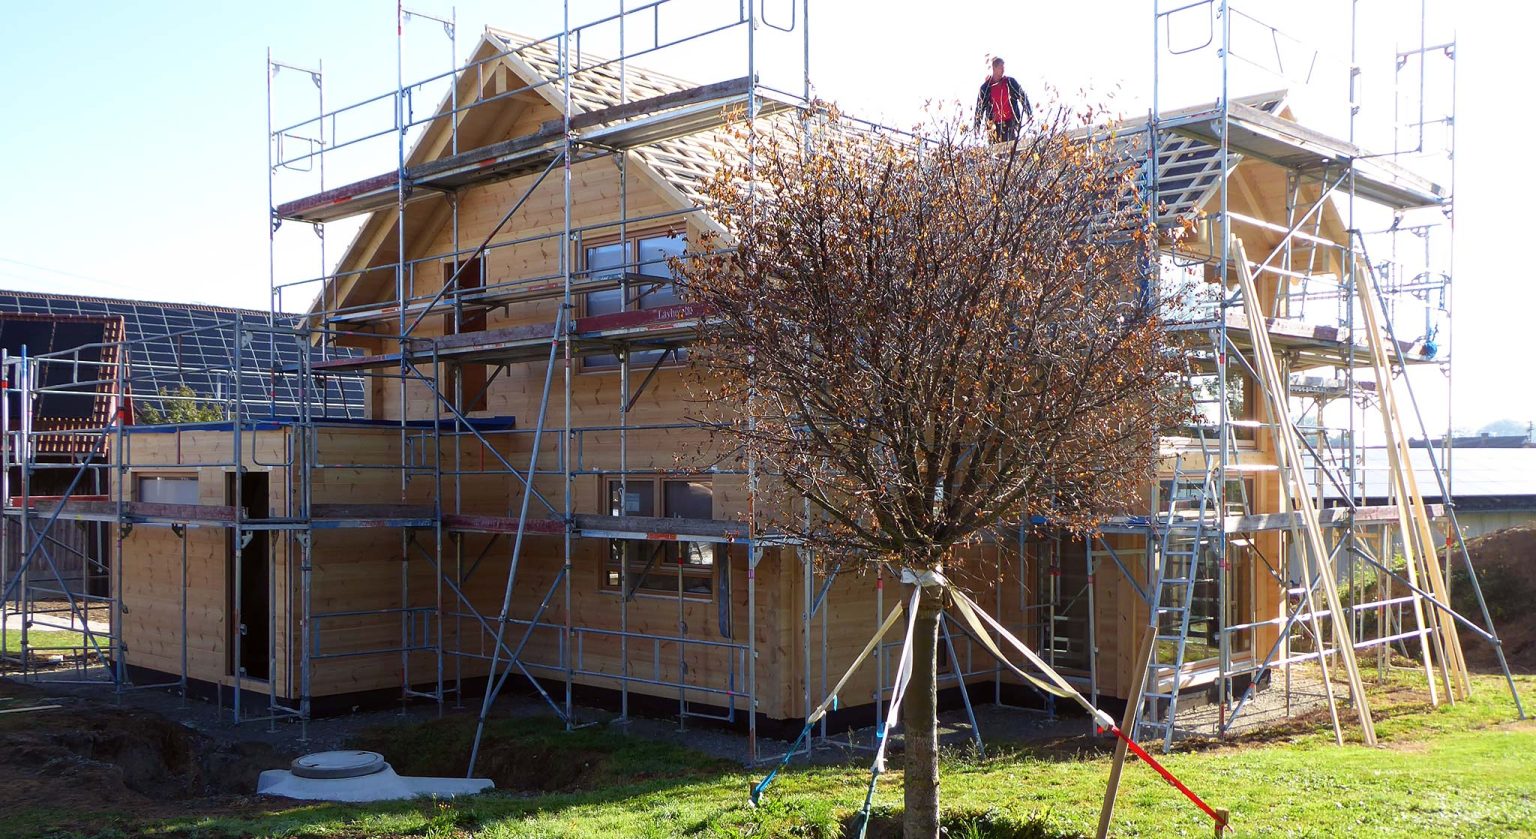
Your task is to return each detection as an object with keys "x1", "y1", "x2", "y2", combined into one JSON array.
[{"x1": 0, "y1": 699, "x2": 281, "y2": 814}]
